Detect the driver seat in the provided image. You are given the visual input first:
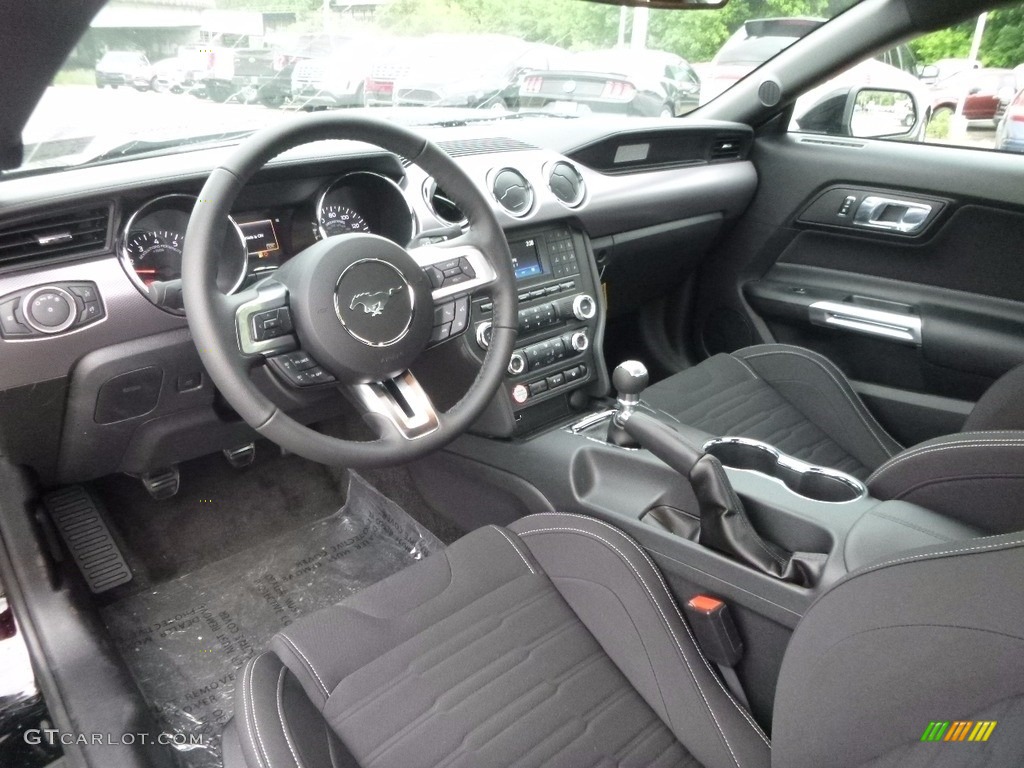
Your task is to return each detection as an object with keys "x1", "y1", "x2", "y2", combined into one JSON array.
[{"x1": 222, "y1": 513, "x2": 1024, "y2": 768}]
